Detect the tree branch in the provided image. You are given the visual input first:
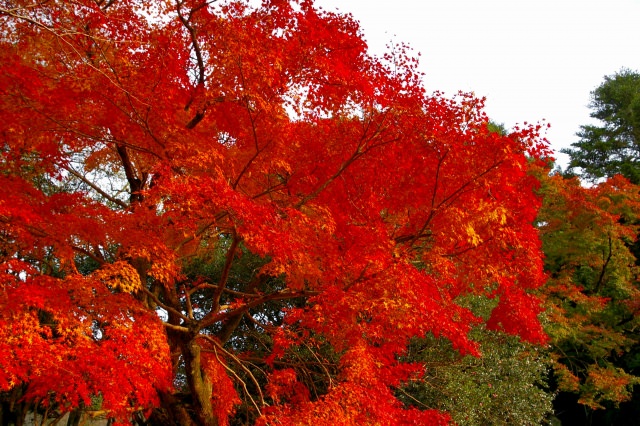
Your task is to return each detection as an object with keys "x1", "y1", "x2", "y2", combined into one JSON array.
[
  {"x1": 200, "y1": 335, "x2": 265, "y2": 413},
  {"x1": 142, "y1": 286, "x2": 191, "y2": 323},
  {"x1": 197, "y1": 289, "x2": 318, "y2": 331},
  {"x1": 594, "y1": 234, "x2": 613, "y2": 294},
  {"x1": 62, "y1": 164, "x2": 129, "y2": 209},
  {"x1": 212, "y1": 234, "x2": 241, "y2": 312},
  {"x1": 71, "y1": 244, "x2": 106, "y2": 266}
]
